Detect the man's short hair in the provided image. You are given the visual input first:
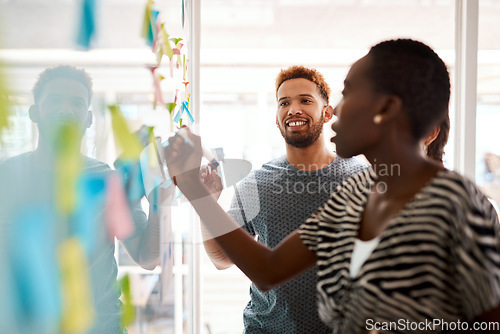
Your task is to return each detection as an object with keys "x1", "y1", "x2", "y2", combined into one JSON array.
[
  {"x1": 32, "y1": 65, "x2": 93, "y2": 105},
  {"x1": 275, "y1": 65, "x2": 331, "y2": 104}
]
